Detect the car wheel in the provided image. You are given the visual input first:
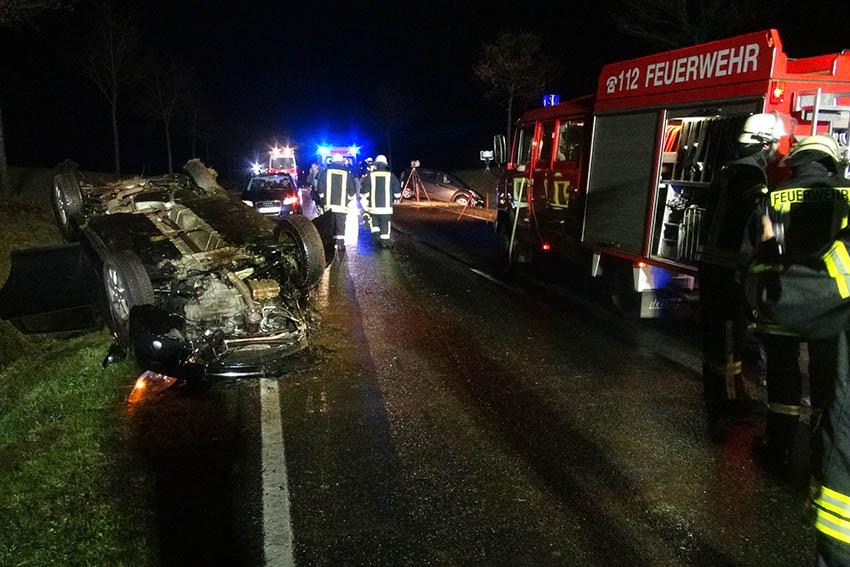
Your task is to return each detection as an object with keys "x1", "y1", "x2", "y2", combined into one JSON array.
[
  {"x1": 452, "y1": 193, "x2": 470, "y2": 206},
  {"x1": 401, "y1": 185, "x2": 414, "y2": 199},
  {"x1": 52, "y1": 171, "x2": 83, "y2": 242},
  {"x1": 276, "y1": 215, "x2": 326, "y2": 290},
  {"x1": 102, "y1": 250, "x2": 155, "y2": 344}
]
